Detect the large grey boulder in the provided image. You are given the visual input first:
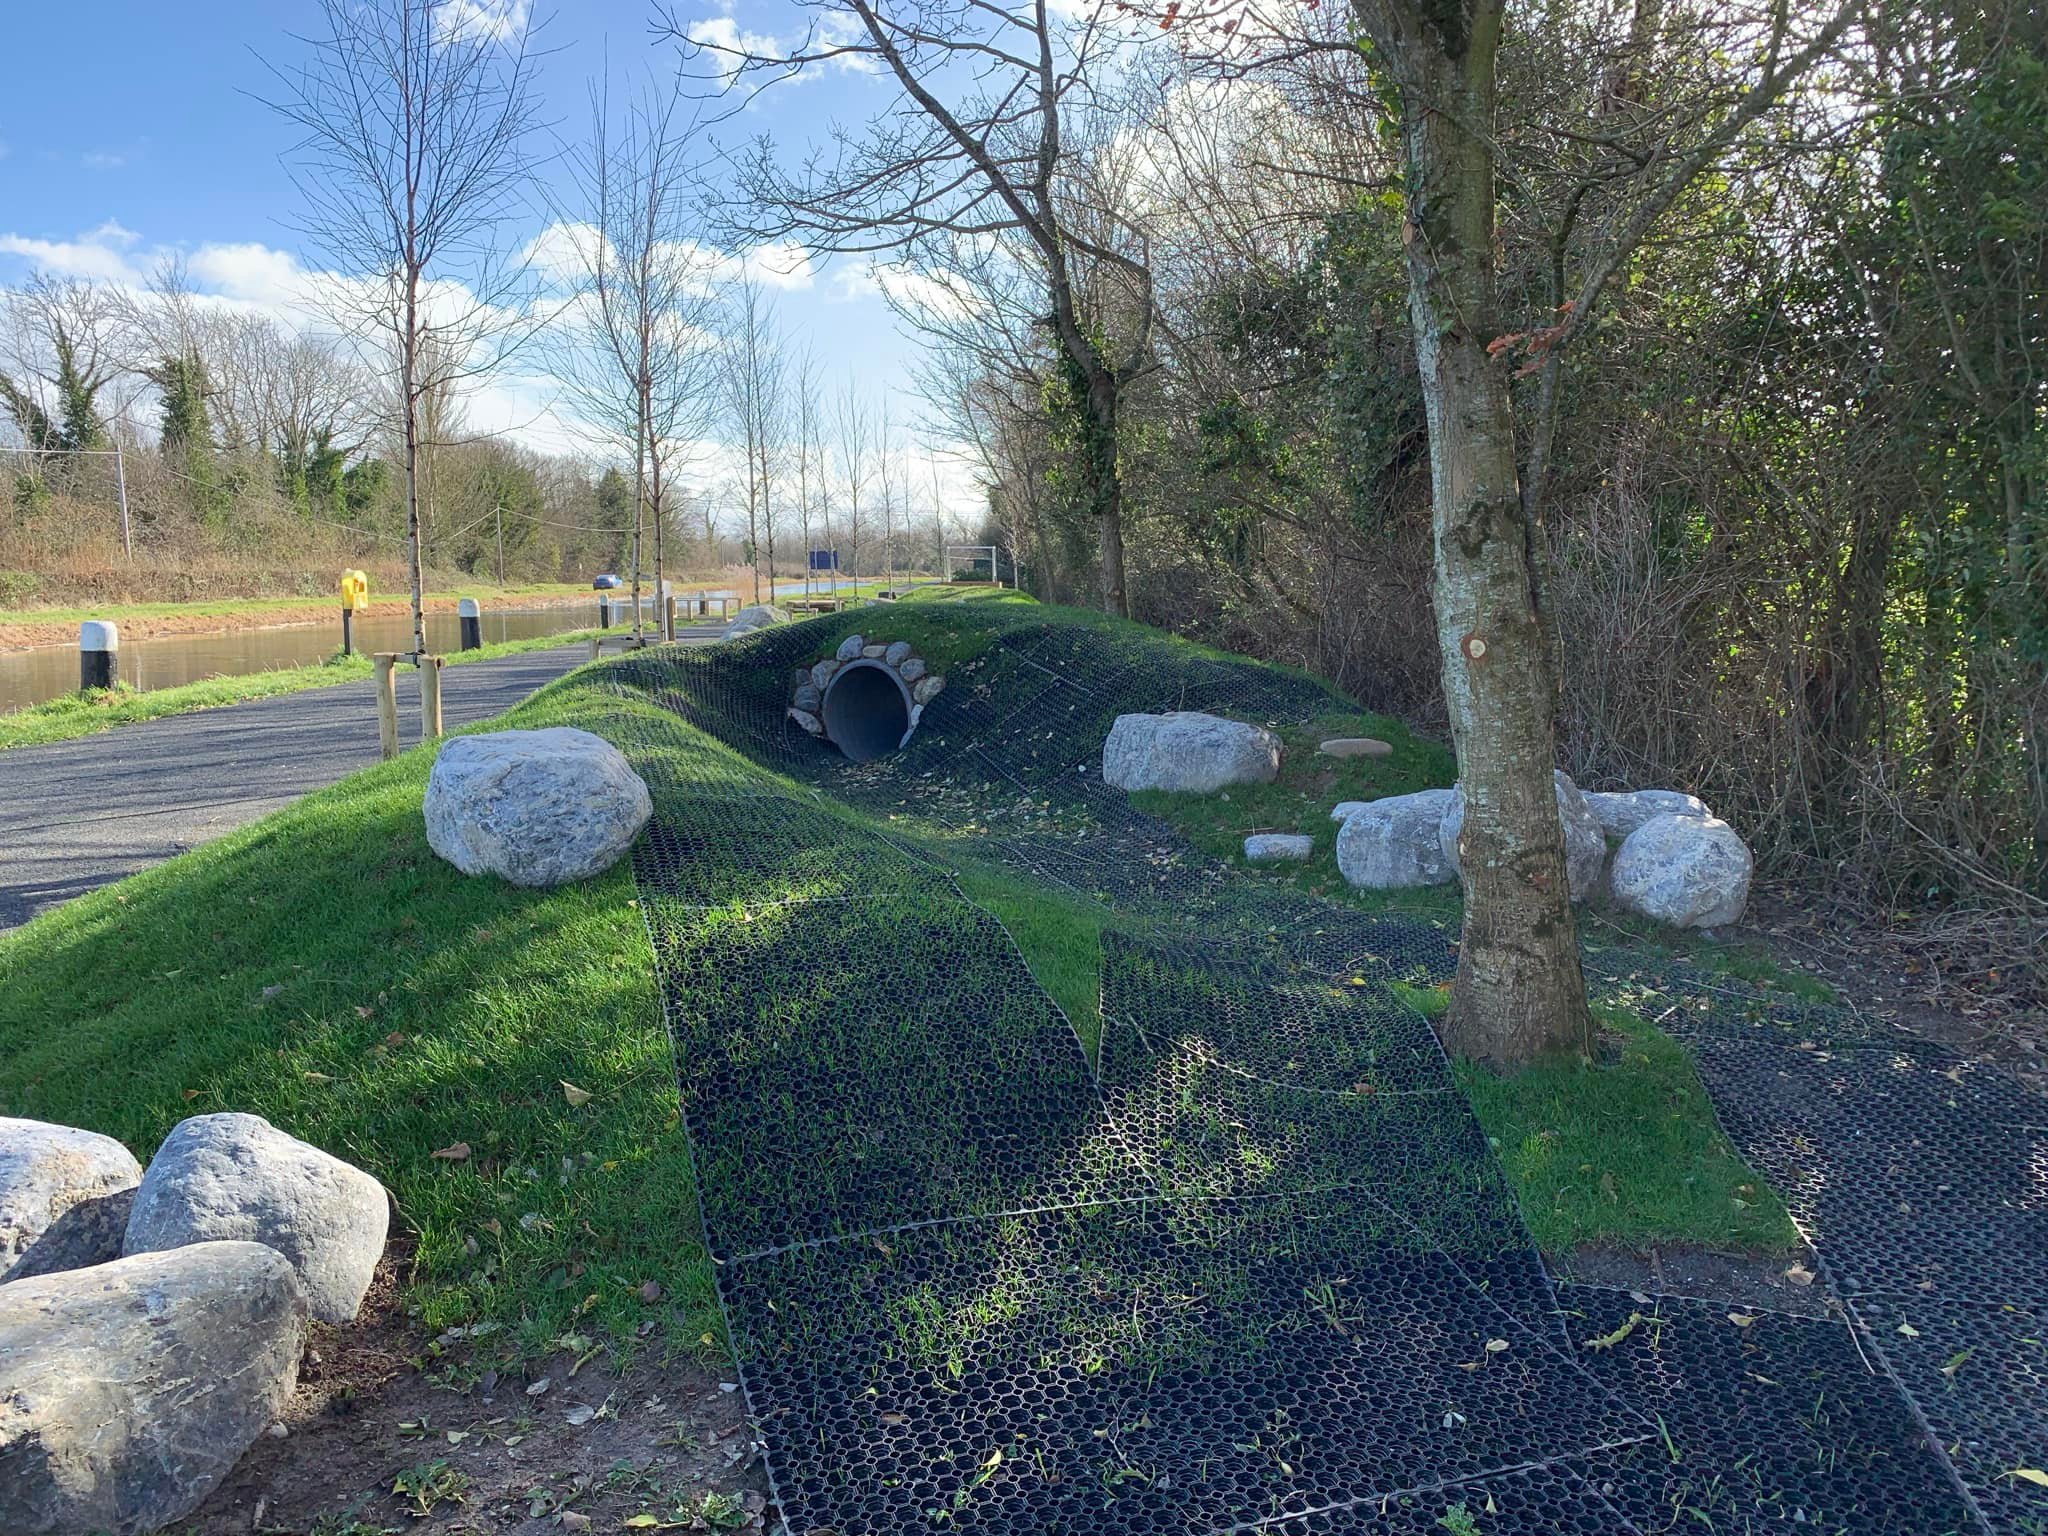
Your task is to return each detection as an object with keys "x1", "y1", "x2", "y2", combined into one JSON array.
[
  {"x1": 4, "y1": 1189, "x2": 136, "y2": 1284},
  {"x1": 1103, "y1": 712, "x2": 1282, "y2": 794},
  {"x1": 721, "y1": 603, "x2": 788, "y2": 638},
  {"x1": 1, "y1": 1119, "x2": 141, "y2": 1273},
  {"x1": 1334, "y1": 789, "x2": 1457, "y2": 889},
  {"x1": 1583, "y1": 788, "x2": 1711, "y2": 841},
  {"x1": 0, "y1": 1241, "x2": 306, "y2": 1536},
  {"x1": 124, "y1": 1113, "x2": 388, "y2": 1325},
  {"x1": 1438, "y1": 771, "x2": 1607, "y2": 901},
  {"x1": 1609, "y1": 812, "x2": 1753, "y2": 928},
  {"x1": 424, "y1": 727, "x2": 651, "y2": 888}
]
